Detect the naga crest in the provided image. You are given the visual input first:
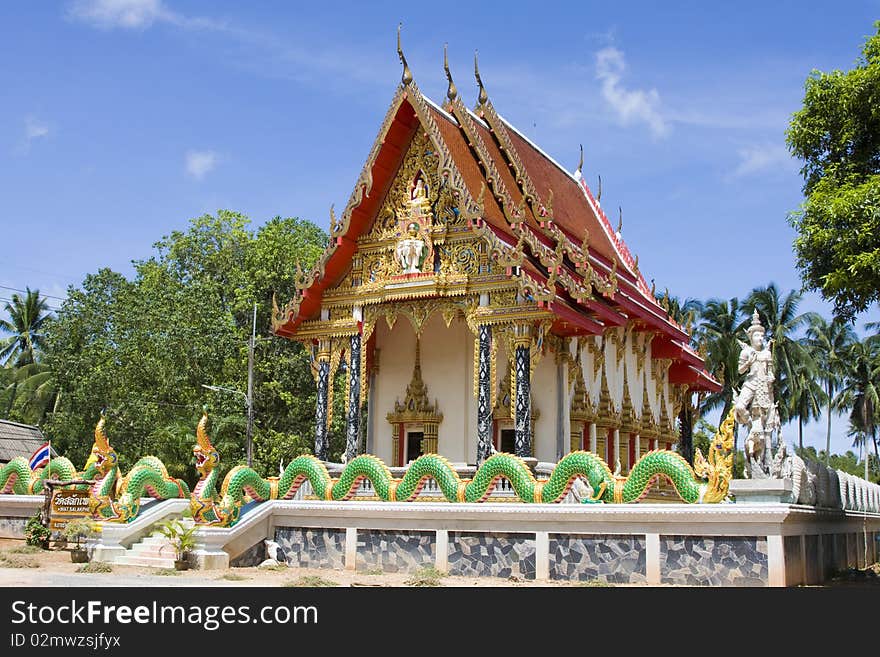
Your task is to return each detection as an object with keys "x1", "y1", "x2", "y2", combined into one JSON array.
[
  {"x1": 194, "y1": 410, "x2": 220, "y2": 476},
  {"x1": 86, "y1": 413, "x2": 118, "y2": 475},
  {"x1": 694, "y1": 407, "x2": 735, "y2": 503}
]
